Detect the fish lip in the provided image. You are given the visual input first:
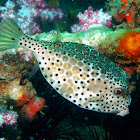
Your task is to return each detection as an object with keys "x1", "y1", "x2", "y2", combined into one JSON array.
[
  {"x1": 110, "y1": 107, "x2": 129, "y2": 117},
  {"x1": 116, "y1": 107, "x2": 129, "y2": 117}
]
